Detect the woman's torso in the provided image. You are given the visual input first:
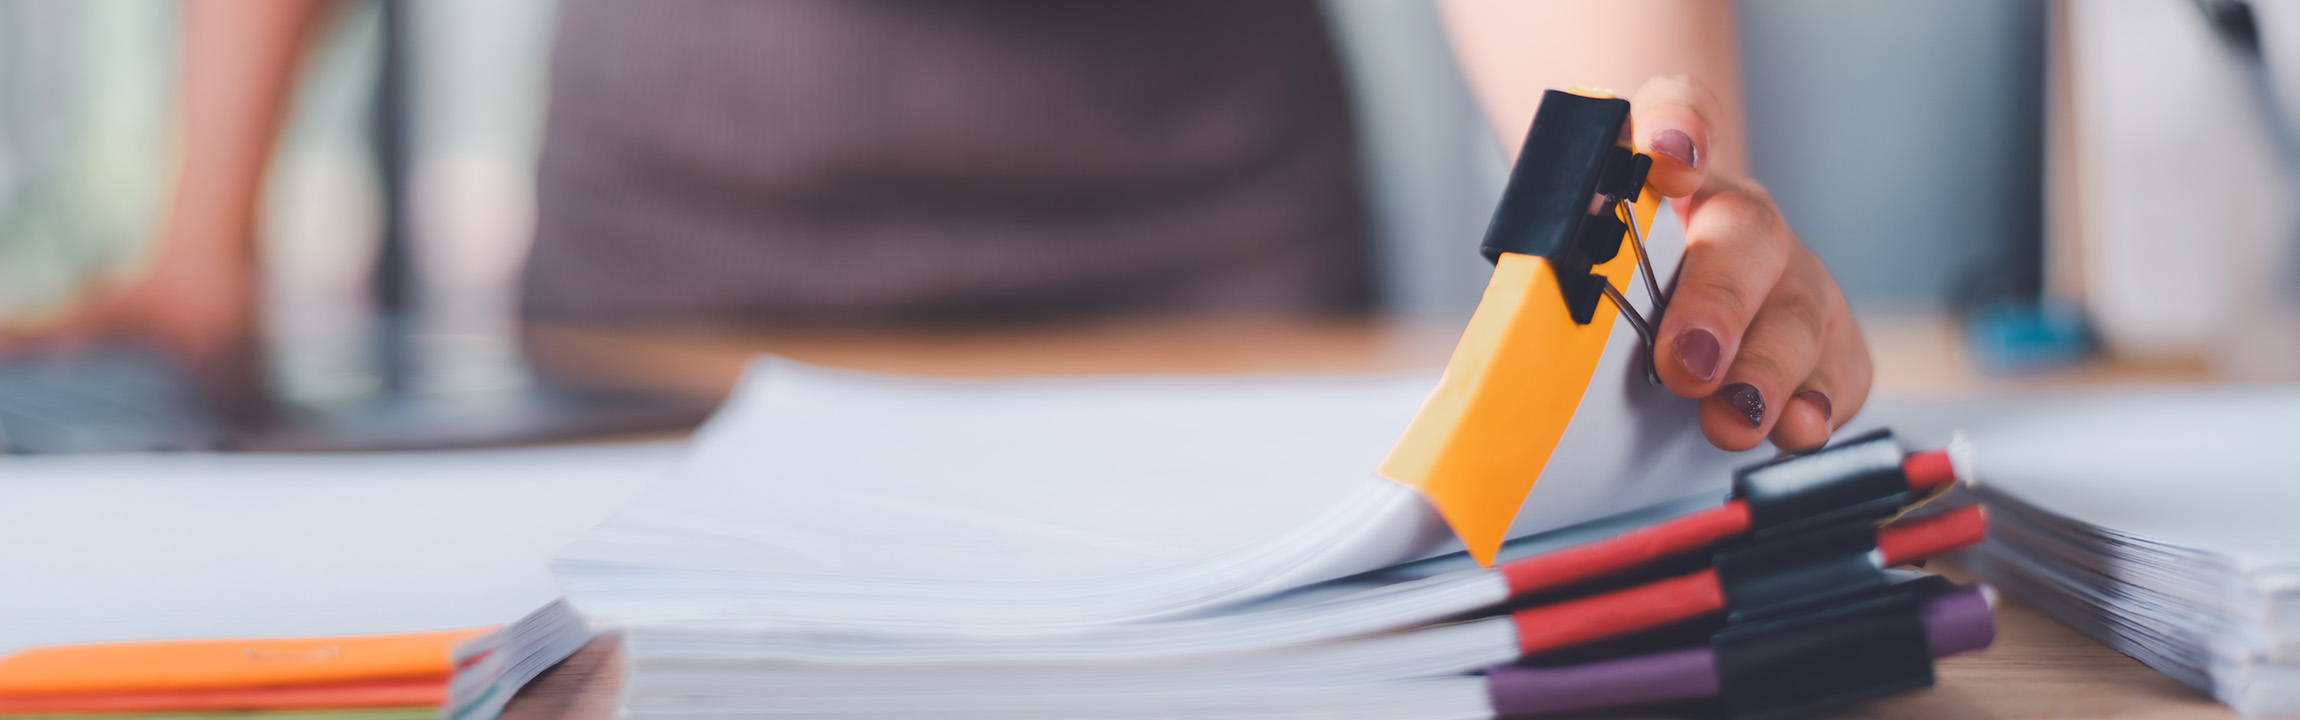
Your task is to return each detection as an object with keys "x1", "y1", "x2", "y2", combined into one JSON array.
[{"x1": 523, "y1": 0, "x2": 1370, "y2": 324}]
